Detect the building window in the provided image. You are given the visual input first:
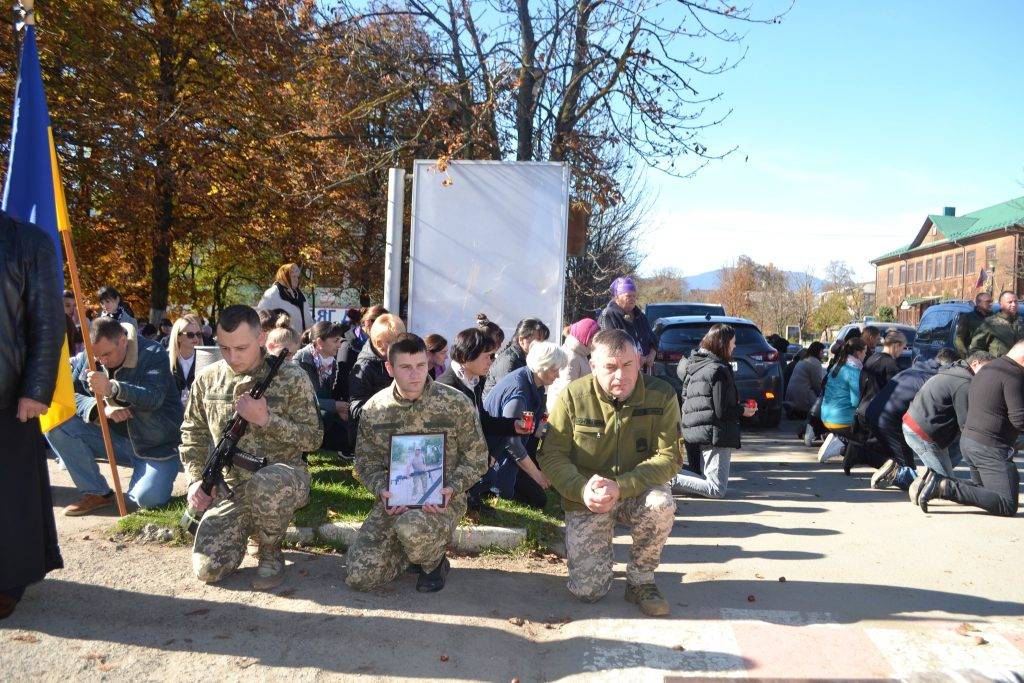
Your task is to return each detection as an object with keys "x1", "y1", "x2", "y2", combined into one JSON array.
[
  {"x1": 986, "y1": 245, "x2": 997, "y2": 266},
  {"x1": 966, "y1": 250, "x2": 976, "y2": 273},
  {"x1": 887, "y1": 268, "x2": 893, "y2": 287},
  {"x1": 934, "y1": 257, "x2": 942, "y2": 279},
  {"x1": 945, "y1": 255, "x2": 954, "y2": 278},
  {"x1": 955, "y1": 253, "x2": 964, "y2": 276},
  {"x1": 899, "y1": 264, "x2": 906, "y2": 284},
  {"x1": 926, "y1": 259, "x2": 933, "y2": 281},
  {"x1": 916, "y1": 261, "x2": 924, "y2": 282}
]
